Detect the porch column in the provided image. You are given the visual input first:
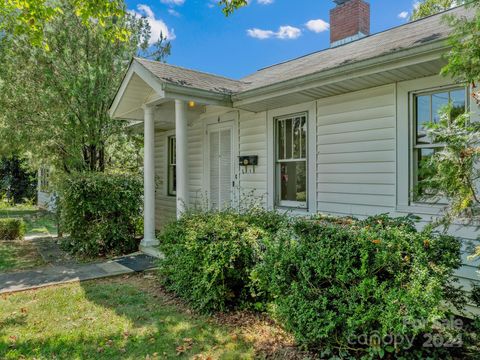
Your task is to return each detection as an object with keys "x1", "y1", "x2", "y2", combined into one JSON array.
[
  {"x1": 141, "y1": 104, "x2": 158, "y2": 247},
  {"x1": 175, "y1": 99, "x2": 188, "y2": 218}
]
